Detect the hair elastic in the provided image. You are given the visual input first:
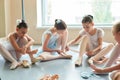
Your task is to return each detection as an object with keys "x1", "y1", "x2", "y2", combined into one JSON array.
[{"x1": 56, "y1": 19, "x2": 61, "y2": 24}]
